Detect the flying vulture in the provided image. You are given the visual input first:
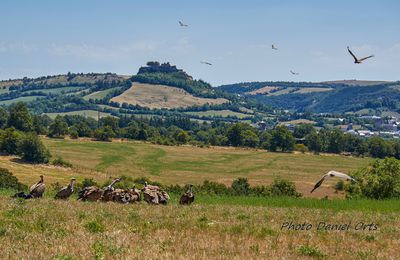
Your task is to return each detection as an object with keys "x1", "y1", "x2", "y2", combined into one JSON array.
[
  {"x1": 290, "y1": 70, "x2": 299, "y2": 75},
  {"x1": 272, "y1": 44, "x2": 278, "y2": 50},
  {"x1": 179, "y1": 21, "x2": 188, "y2": 27},
  {"x1": 347, "y1": 46, "x2": 374, "y2": 64},
  {"x1": 200, "y1": 61, "x2": 212, "y2": 66},
  {"x1": 311, "y1": 170, "x2": 357, "y2": 193}
]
